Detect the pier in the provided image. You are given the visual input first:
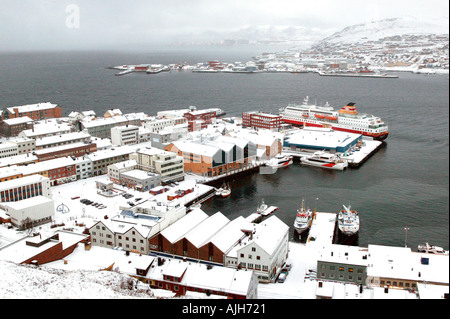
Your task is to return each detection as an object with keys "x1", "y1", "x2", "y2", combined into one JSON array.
[
  {"x1": 283, "y1": 138, "x2": 384, "y2": 169},
  {"x1": 306, "y1": 212, "x2": 337, "y2": 246},
  {"x1": 186, "y1": 162, "x2": 263, "y2": 187}
]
